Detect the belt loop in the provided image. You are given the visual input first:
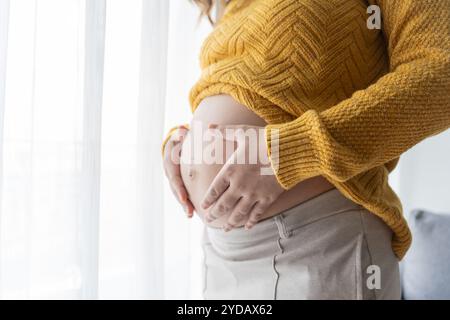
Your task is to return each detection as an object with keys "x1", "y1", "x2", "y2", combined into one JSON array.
[{"x1": 274, "y1": 214, "x2": 292, "y2": 239}]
